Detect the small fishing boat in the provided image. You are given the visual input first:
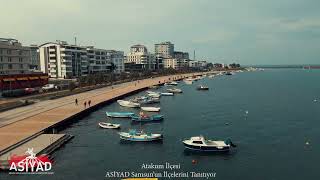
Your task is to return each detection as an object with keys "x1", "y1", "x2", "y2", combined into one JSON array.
[
  {"x1": 119, "y1": 129, "x2": 163, "y2": 142},
  {"x1": 131, "y1": 113, "x2": 164, "y2": 122},
  {"x1": 117, "y1": 100, "x2": 140, "y2": 108},
  {"x1": 183, "y1": 136, "x2": 236, "y2": 152},
  {"x1": 161, "y1": 92, "x2": 174, "y2": 96},
  {"x1": 164, "y1": 81, "x2": 178, "y2": 86},
  {"x1": 225, "y1": 72, "x2": 234, "y2": 75},
  {"x1": 167, "y1": 88, "x2": 182, "y2": 93},
  {"x1": 149, "y1": 85, "x2": 159, "y2": 89},
  {"x1": 98, "y1": 122, "x2": 121, "y2": 129},
  {"x1": 141, "y1": 106, "x2": 161, "y2": 112},
  {"x1": 146, "y1": 91, "x2": 161, "y2": 98},
  {"x1": 197, "y1": 85, "x2": 209, "y2": 90},
  {"x1": 208, "y1": 75, "x2": 215, "y2": 78},
  {"x1": 106, "y1": 112, "x2": 135, "y2": 118},
  {"x1": 183, "y1": 79, "x2": 193, "y2": 85}
]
